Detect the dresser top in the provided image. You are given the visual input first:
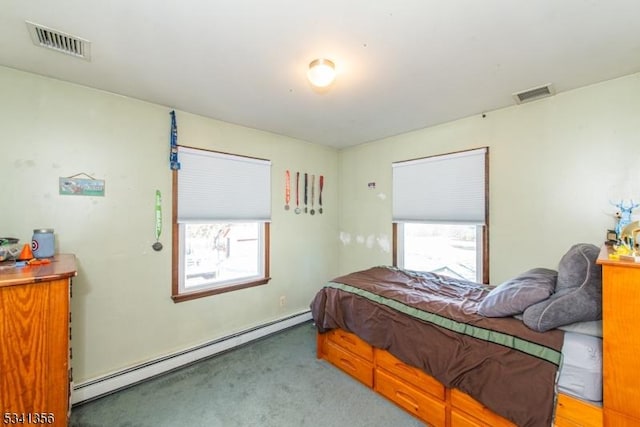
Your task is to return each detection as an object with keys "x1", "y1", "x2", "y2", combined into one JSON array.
[
  {"x1": 0, "y1": 254, "x2": 77, "y2": 287},
  {"x1": 597, "y1": 245, "x2": 640, "y2": 269}
]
